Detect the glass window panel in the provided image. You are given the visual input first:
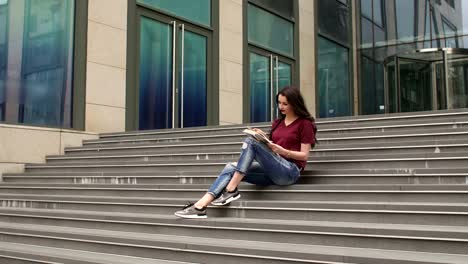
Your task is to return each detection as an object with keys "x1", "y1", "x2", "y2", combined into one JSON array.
[
  {"x1": 442, "y1": 16, "x2": 457, "y2": 38},
  {"x1": 0, "y1": 2, "x2": 6, "y2": 121},
  {"x1": 337, "y1": 0, "x2": 347, "y2": 5},
  {"x1": 360, "y1": 56, "x2": 374, "y2": 115},
  {"x1": 374, "y1": 25, "x2": 386, "y2": 46},
  {"x1": 424, "y1": 0, "x2": 431, "y2": 48},
  {"x1": 250, "y1": 52, "x2": 272, "y2": 123},
  {"x1": 431, "y1": 8, "x2": 441, "y2": 47},
  {"x1": 179, "y1": 30, "x2": 207, "y2": 128},
  {"x1": 318, "y1": 0, "x2": 349, "y2": 46},
  {"x1": 139, "y1": 17, "x2": 173, "y2": 130},
  {"x1": 318, "y1": 37, "x2": 350, "y2": 118},
  {"x1": 375, "y1": 62, "x2": 385, "y2": 113},
  {"x1": 249, "y1": 0, "x2": 294, "y2": 20},
  {"x1": 0, "y1": 0, "x2": 75, "y2": 128},
  {"x1": 248, "y1": 4, "x2": 294, "y2": 56},
  {"x1": 361, "y1": 17, "x2": 373, "y2": 48},
  {"x1": 373, "y1": 0, "x2": 383, "y2": 27},
  {"x1": 361, "y1": 0, "x2": 372, "y2": 19},
  {"x1": 462, "y1": 0, "x2": 468, "y2": 35},
  {"x1": 137, "y1": 0, "x2": 210, "y2": 27},
  {"x1": 276, "y1": 61, "x2": 291, "y2": 92},
  {"x1": 424, "y1": 0, "x2": 431, "y2": 40},
  {"x1": 446, "y1": 56, "x2": 468, "y2": 109},
  {"x1": 395, "y1": 0, "x2": 416, "y2": 42},
  {"x1": 461, "y1": 36, "x2": 468, "y2": 48}
]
